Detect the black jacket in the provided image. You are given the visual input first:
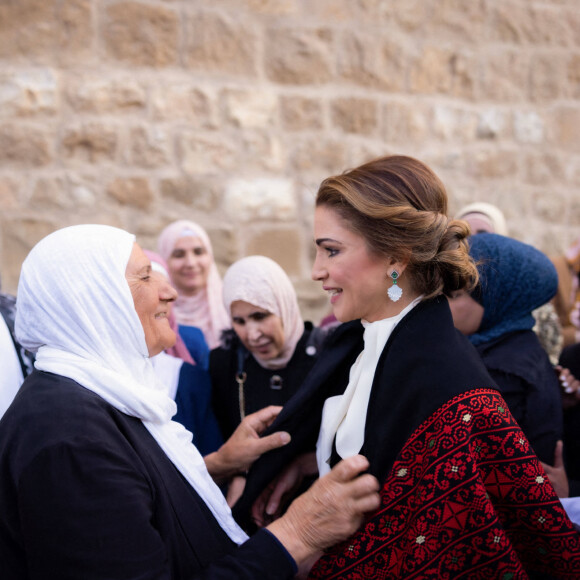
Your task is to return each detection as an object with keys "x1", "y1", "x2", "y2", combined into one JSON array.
[{"x1": 0, "y1": 371, "x2": 294, "y2": 580}]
